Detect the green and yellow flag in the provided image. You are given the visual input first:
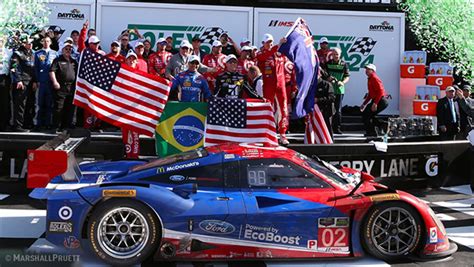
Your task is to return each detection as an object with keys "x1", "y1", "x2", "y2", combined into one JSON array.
[{"x1": 155, "y1": 102, "x2": 207, "y2": 157}]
